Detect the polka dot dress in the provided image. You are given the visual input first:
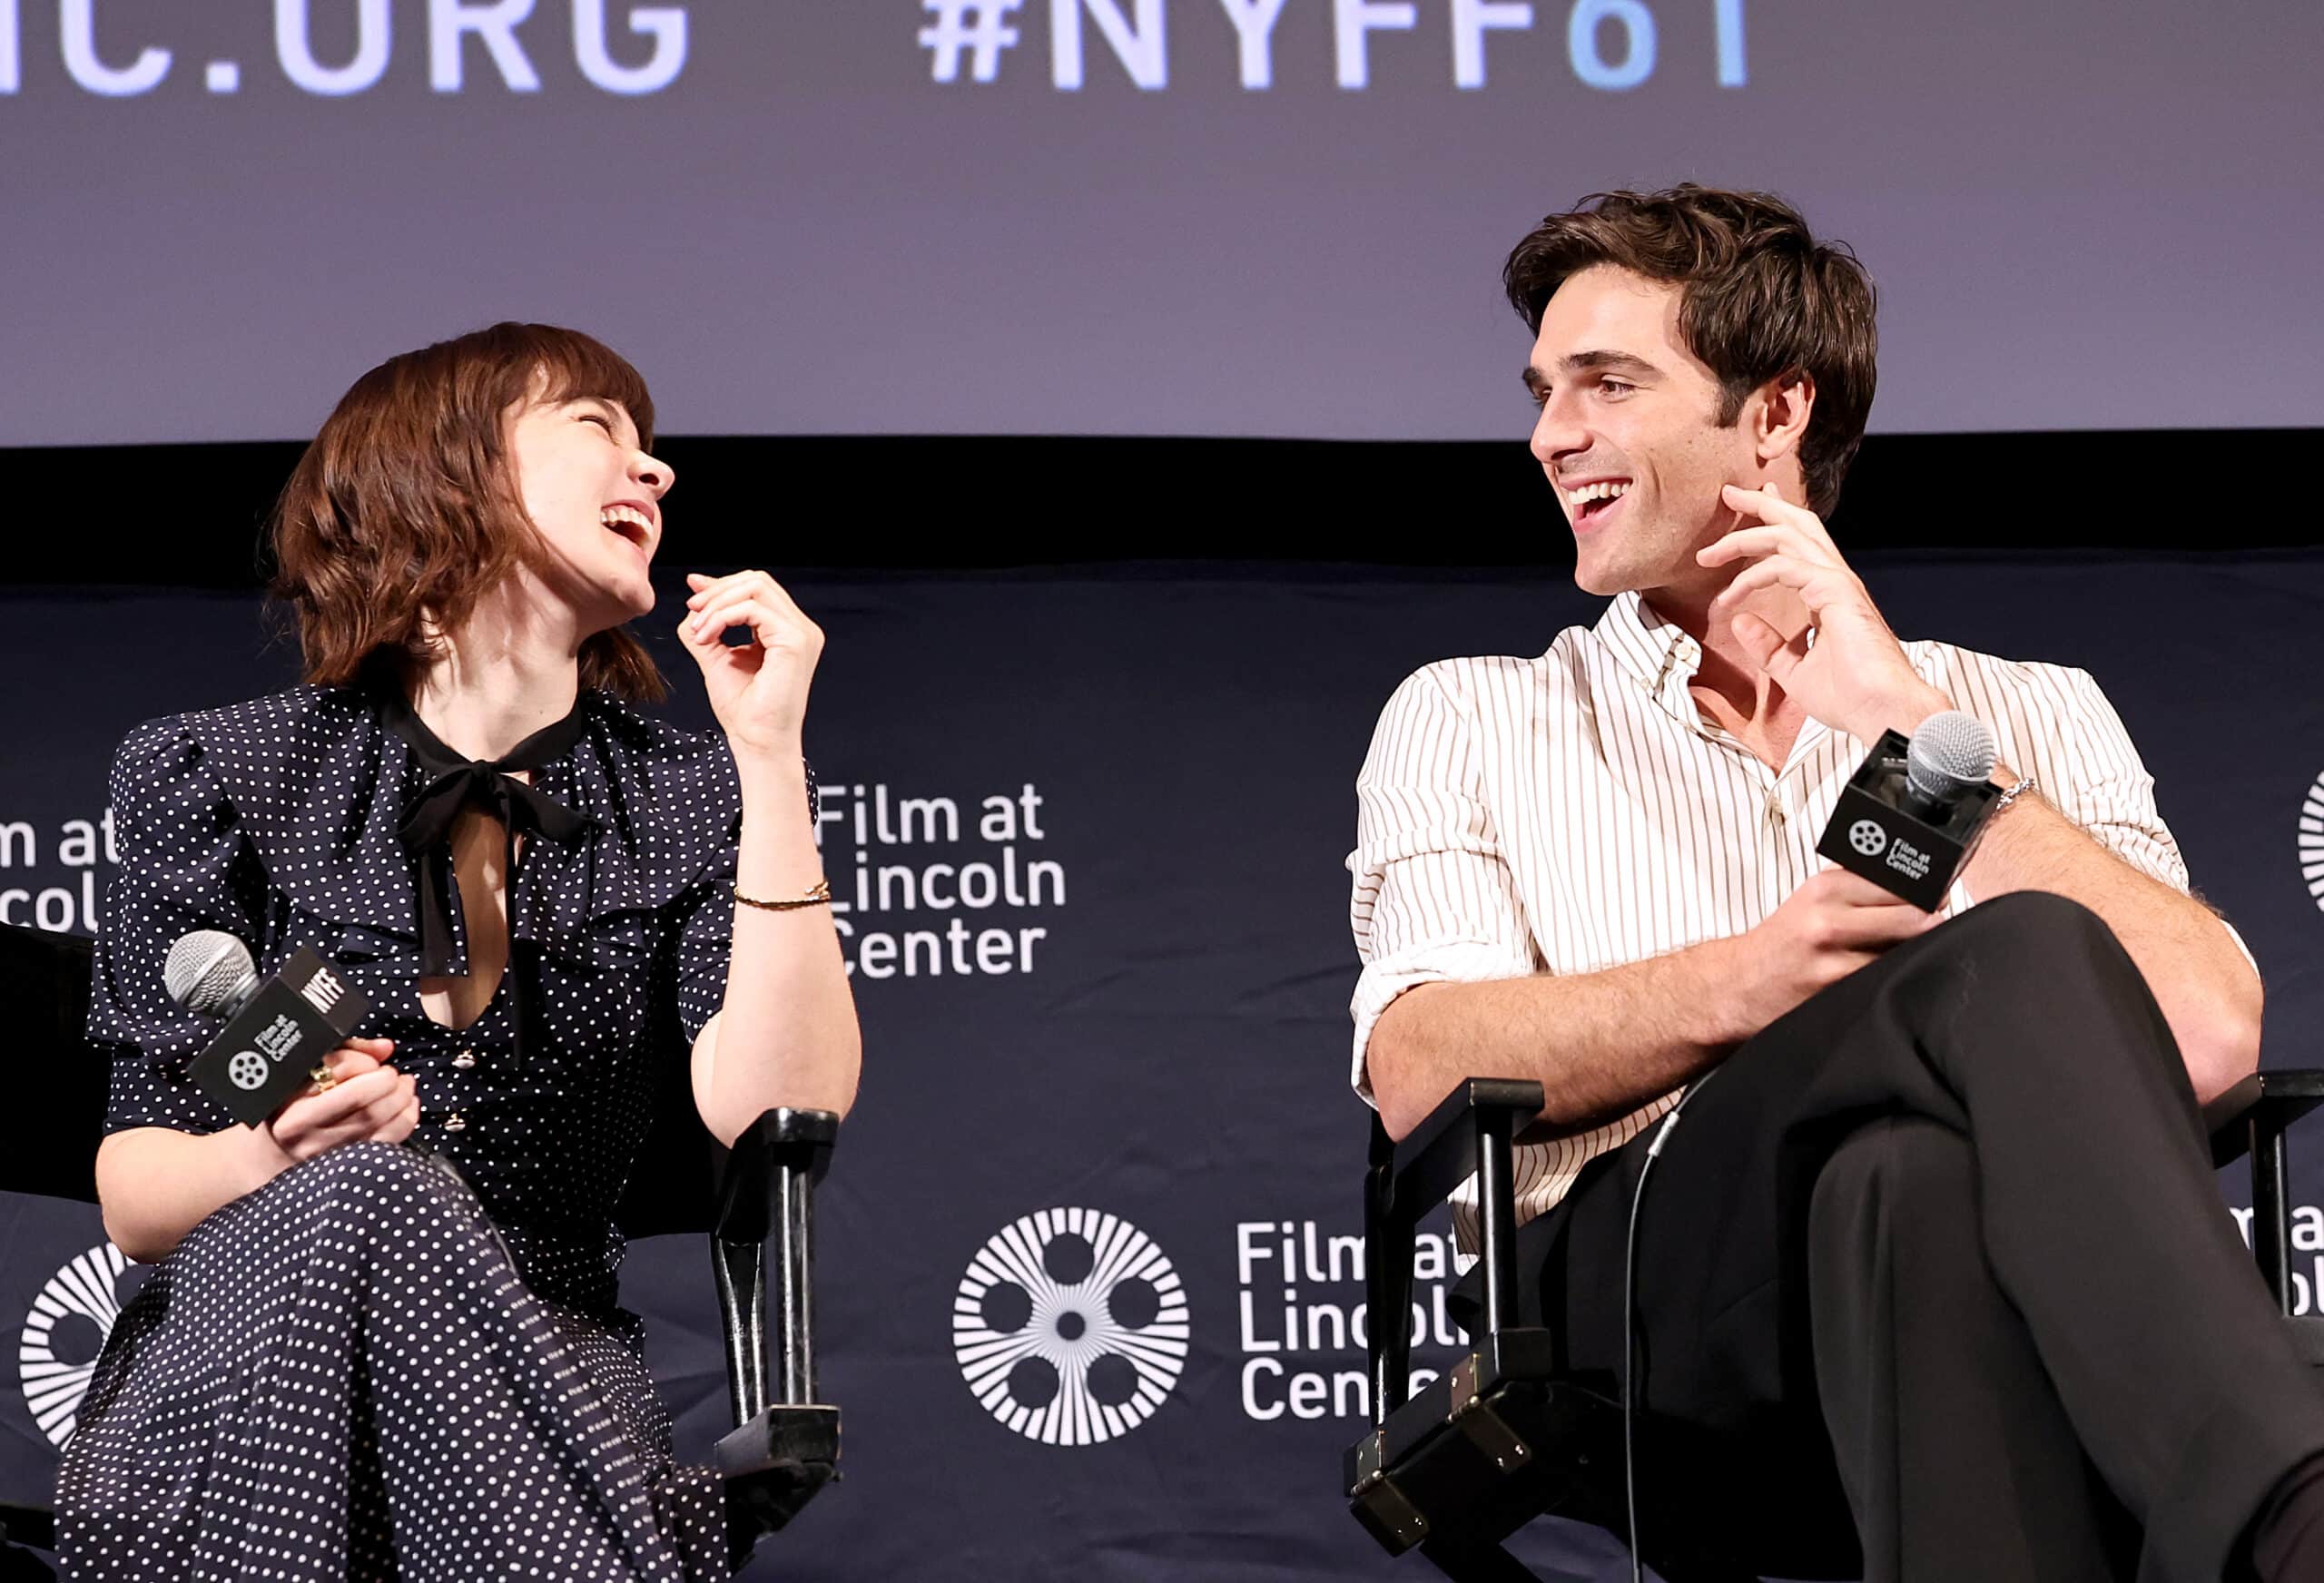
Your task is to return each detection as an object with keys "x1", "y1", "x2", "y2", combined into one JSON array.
[{"x1": 59, "y1": 684, "x2": 751, "y2": 1579}]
